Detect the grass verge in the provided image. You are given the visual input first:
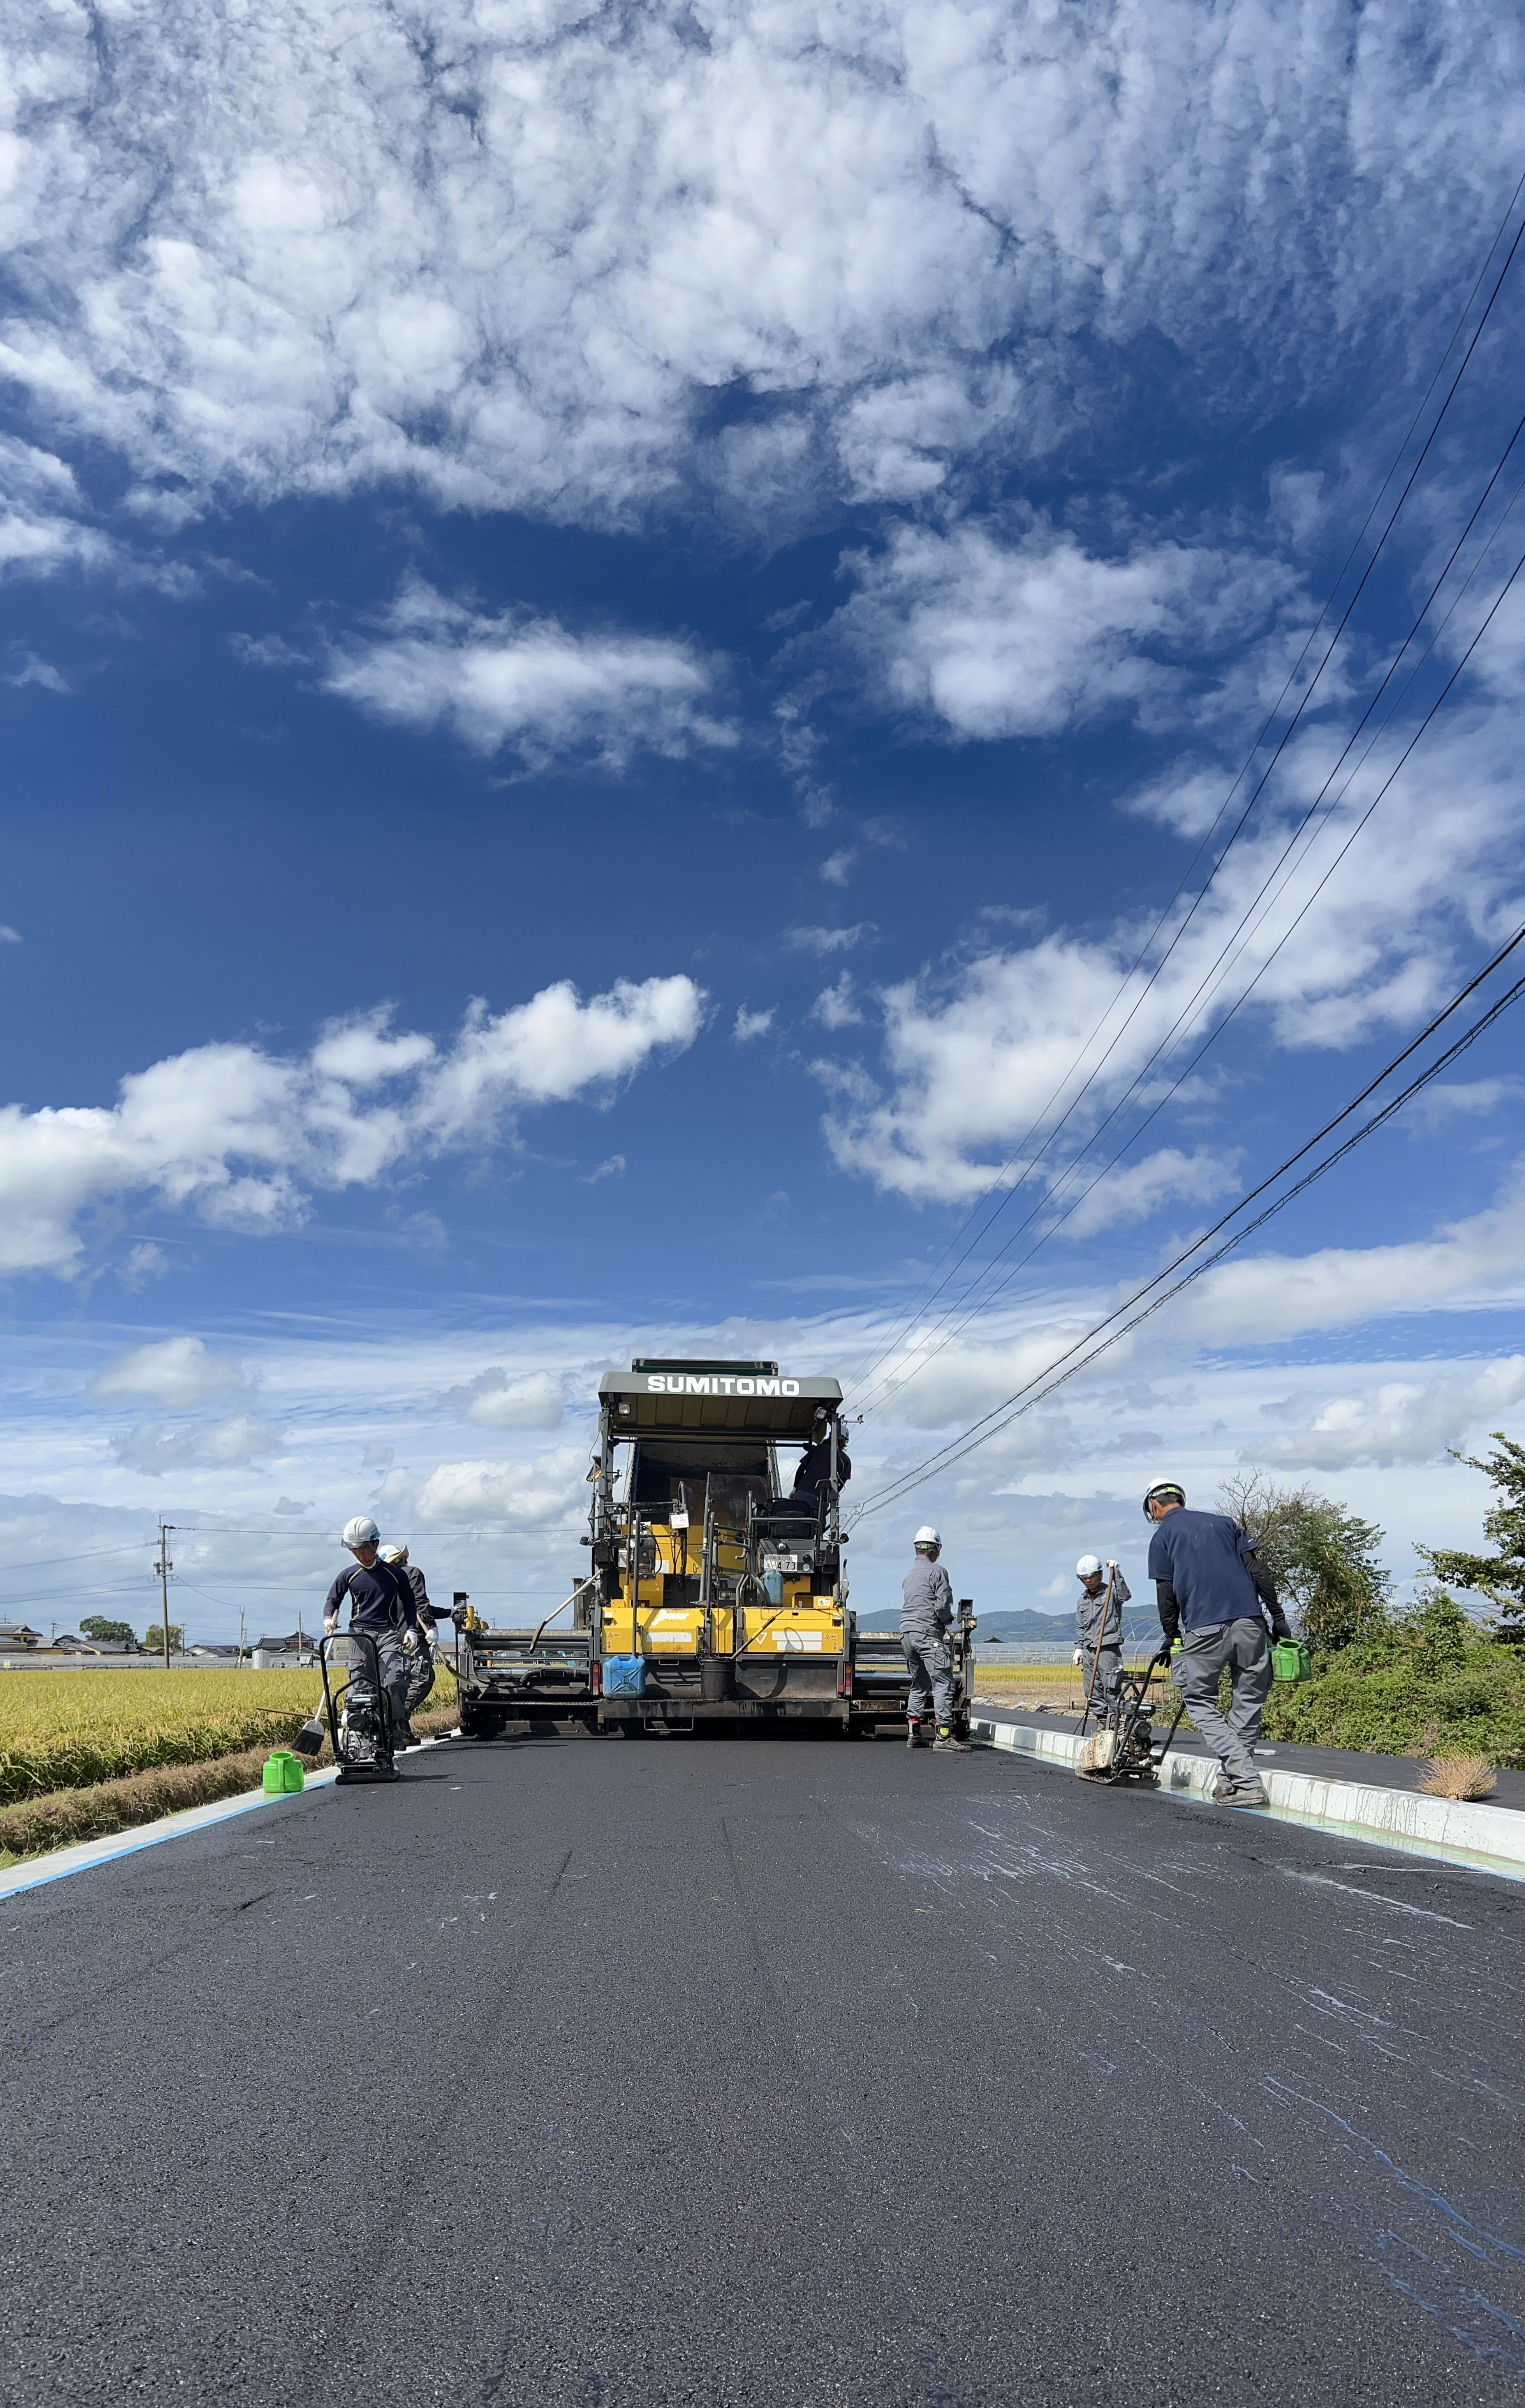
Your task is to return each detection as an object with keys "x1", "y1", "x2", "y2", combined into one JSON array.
[
  {"x1": 0, "y1": 1692, "x2": 460, "y2": 1869},
  {"x1": 0, "y1": 1669, "x2": 333, "y2": 1805}
]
